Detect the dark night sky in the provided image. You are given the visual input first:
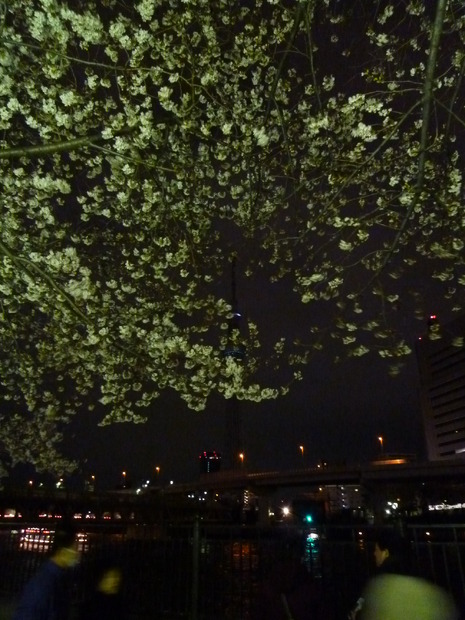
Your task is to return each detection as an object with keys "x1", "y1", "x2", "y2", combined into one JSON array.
[
  {"x1": 65, "y1": 346, "x2": 425, "y2": 490},
  {"x1": 62, "y1": 266, "x2": 430, "y2": 490}
]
